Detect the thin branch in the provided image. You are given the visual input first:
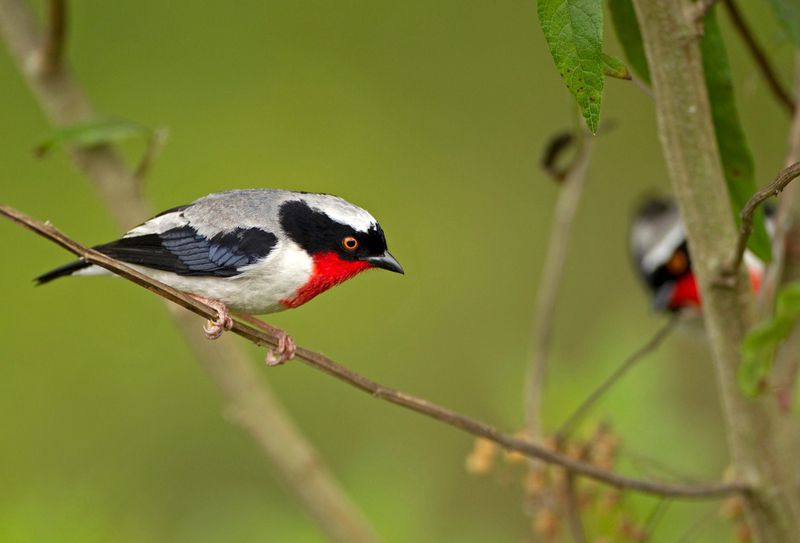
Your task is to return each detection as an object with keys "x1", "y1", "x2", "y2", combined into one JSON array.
[
  {"x1": 621, "y1": 447, "x2": 701, "y2": 484},
  {"x1": 525, "y1": 129, "x2": 592, "y2": 439},
  {"x1": 722, "y1": 0, "x2": 795, "y2": 115},
  {"x1": 0, "y1": 203, "x2": 746, "y2": 500},
  {"x1": 760, "y1": 56, "x2": 800, "y2": 313},
  {"x1": 724, "y1": 161, "x2": 800, "y2": 277},
  {"x1": 642, "y1": 498, "x2": 671, "y2": 540},
  {"x1": 763, "y1": 54, "x2": 800, "y2": 411},
  {"x1": 557, "y1": 315, "x2": 679, "y2": 439},
  {"x1": 631, "y1": 73, "x2": 654, "y2": 99},
  {"x1": 527, "y1": 123, "x2": 593, "y2": 542},
  {"x1": 41, "y1": 0, "x2": 65, "y2": 75},
  {"x1": 562, "y1": 472, "x2": 587, "y2": 543},
  {"x1": 675, "y1": 507, "x2": 717, "y2": 543},
  {"x1": 134, "y1": 127, "x2": 169, "y2": 186}
]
